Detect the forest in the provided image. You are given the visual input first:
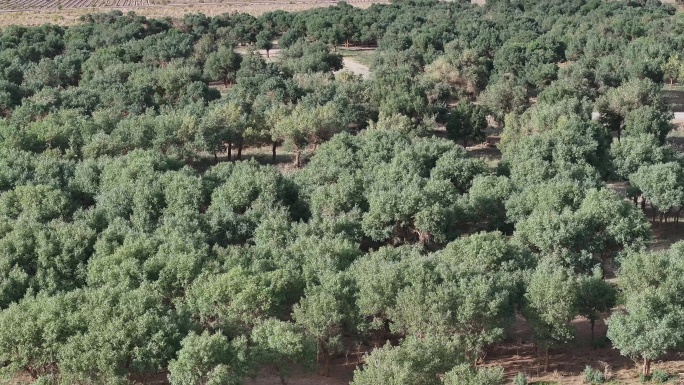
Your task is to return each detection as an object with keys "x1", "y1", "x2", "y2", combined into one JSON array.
[{"x1": 0, "y1": 0, "x2": 683, "y2": 384}]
